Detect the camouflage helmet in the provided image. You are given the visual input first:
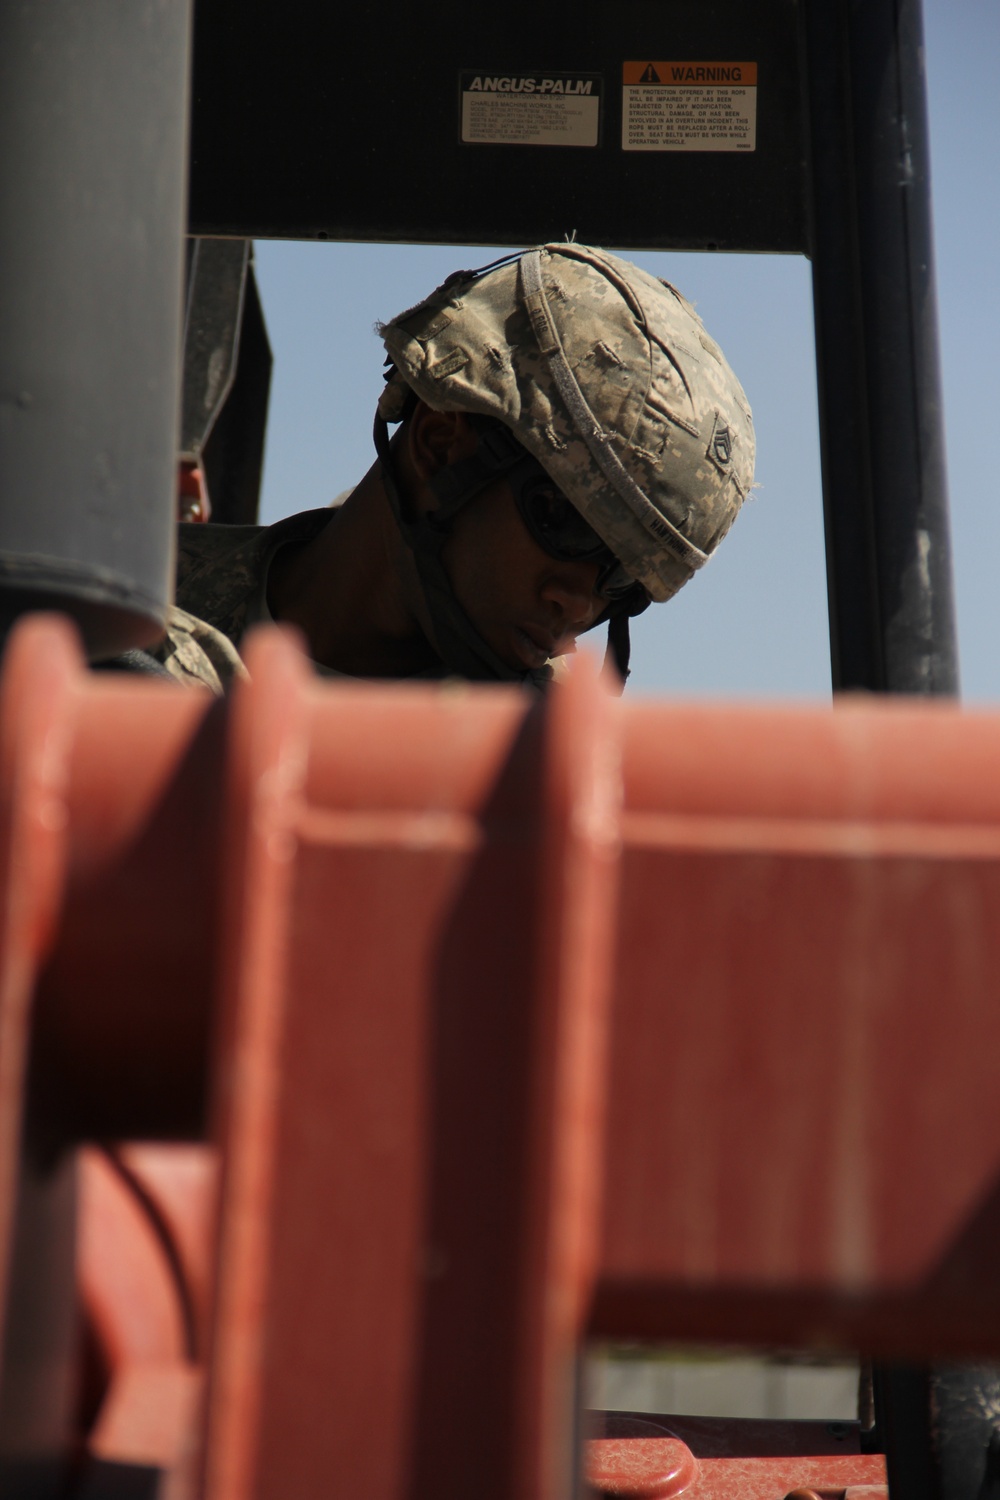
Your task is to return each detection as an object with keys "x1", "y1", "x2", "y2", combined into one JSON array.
[{"x1": 378, "y1": 243, "x2": 754, "y2": 604}]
